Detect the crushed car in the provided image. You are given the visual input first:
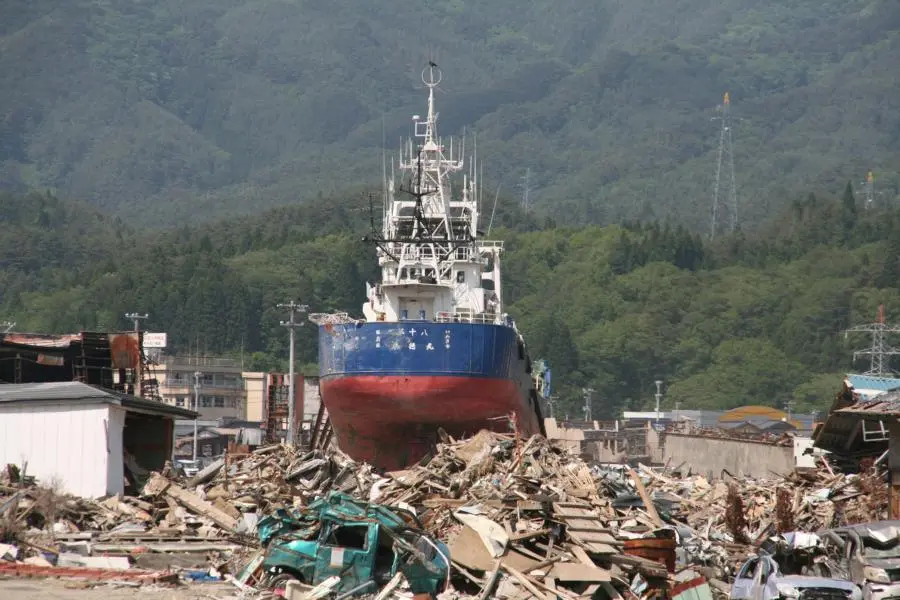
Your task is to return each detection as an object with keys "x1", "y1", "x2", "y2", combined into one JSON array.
[
  {"x1": 821, "y1": 521, "x2": 900, "y2": 600},
  {"x1": 241, "y1": 491, "x2": 450, "y2": 597},
  {"x1": 730, "y1": 533, "x2": 862, "y2": 600}
]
